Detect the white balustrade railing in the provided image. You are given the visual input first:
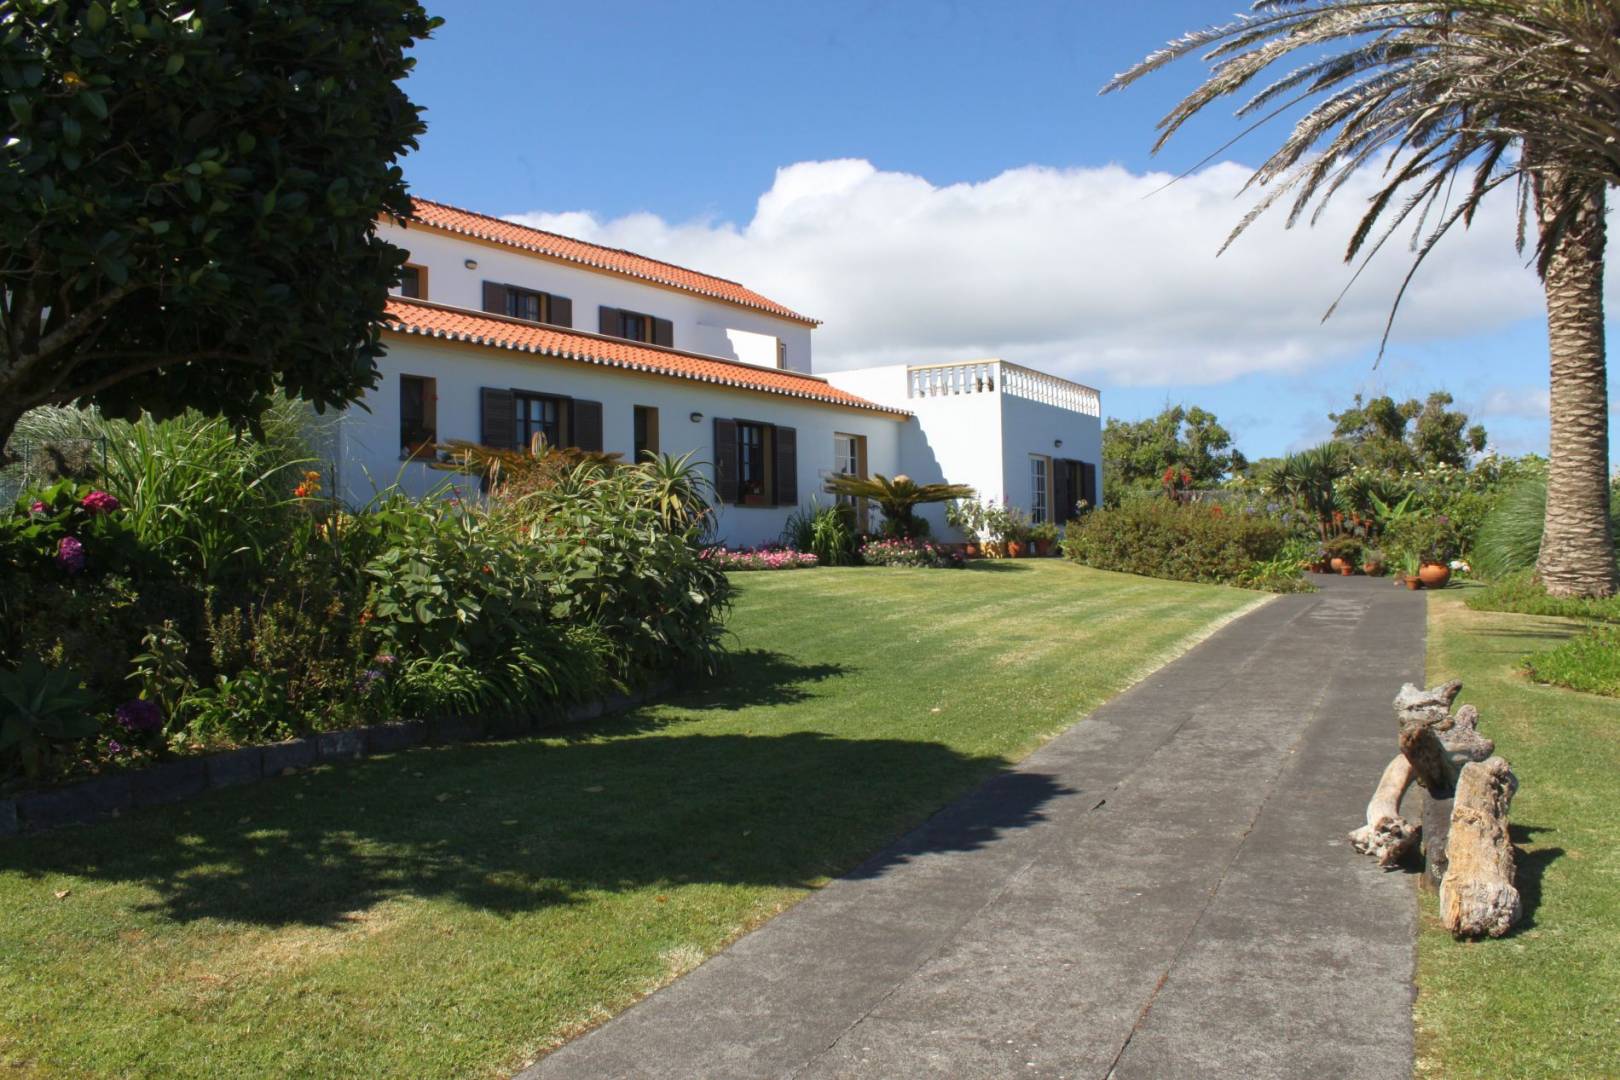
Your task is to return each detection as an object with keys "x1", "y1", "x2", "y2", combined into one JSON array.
[{"x1": 905, "y1": 360, "x2": 1101, "y2": 417}]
